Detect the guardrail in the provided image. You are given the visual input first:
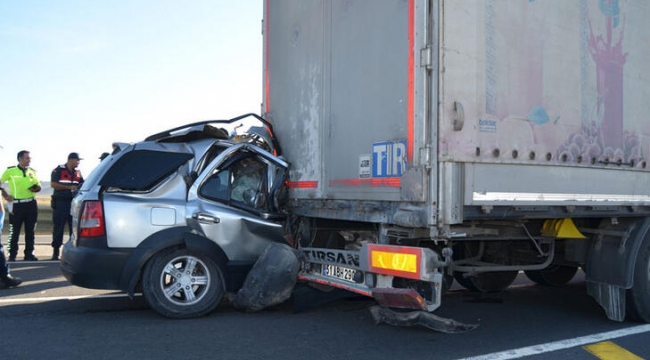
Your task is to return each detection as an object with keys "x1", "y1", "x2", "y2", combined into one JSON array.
[
  {"x1": 1, "y1": 197, "x2": 53, "y2": 235},
  {"x1": 36, "y1": 202, "x2": 53, "y2": 234}
]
